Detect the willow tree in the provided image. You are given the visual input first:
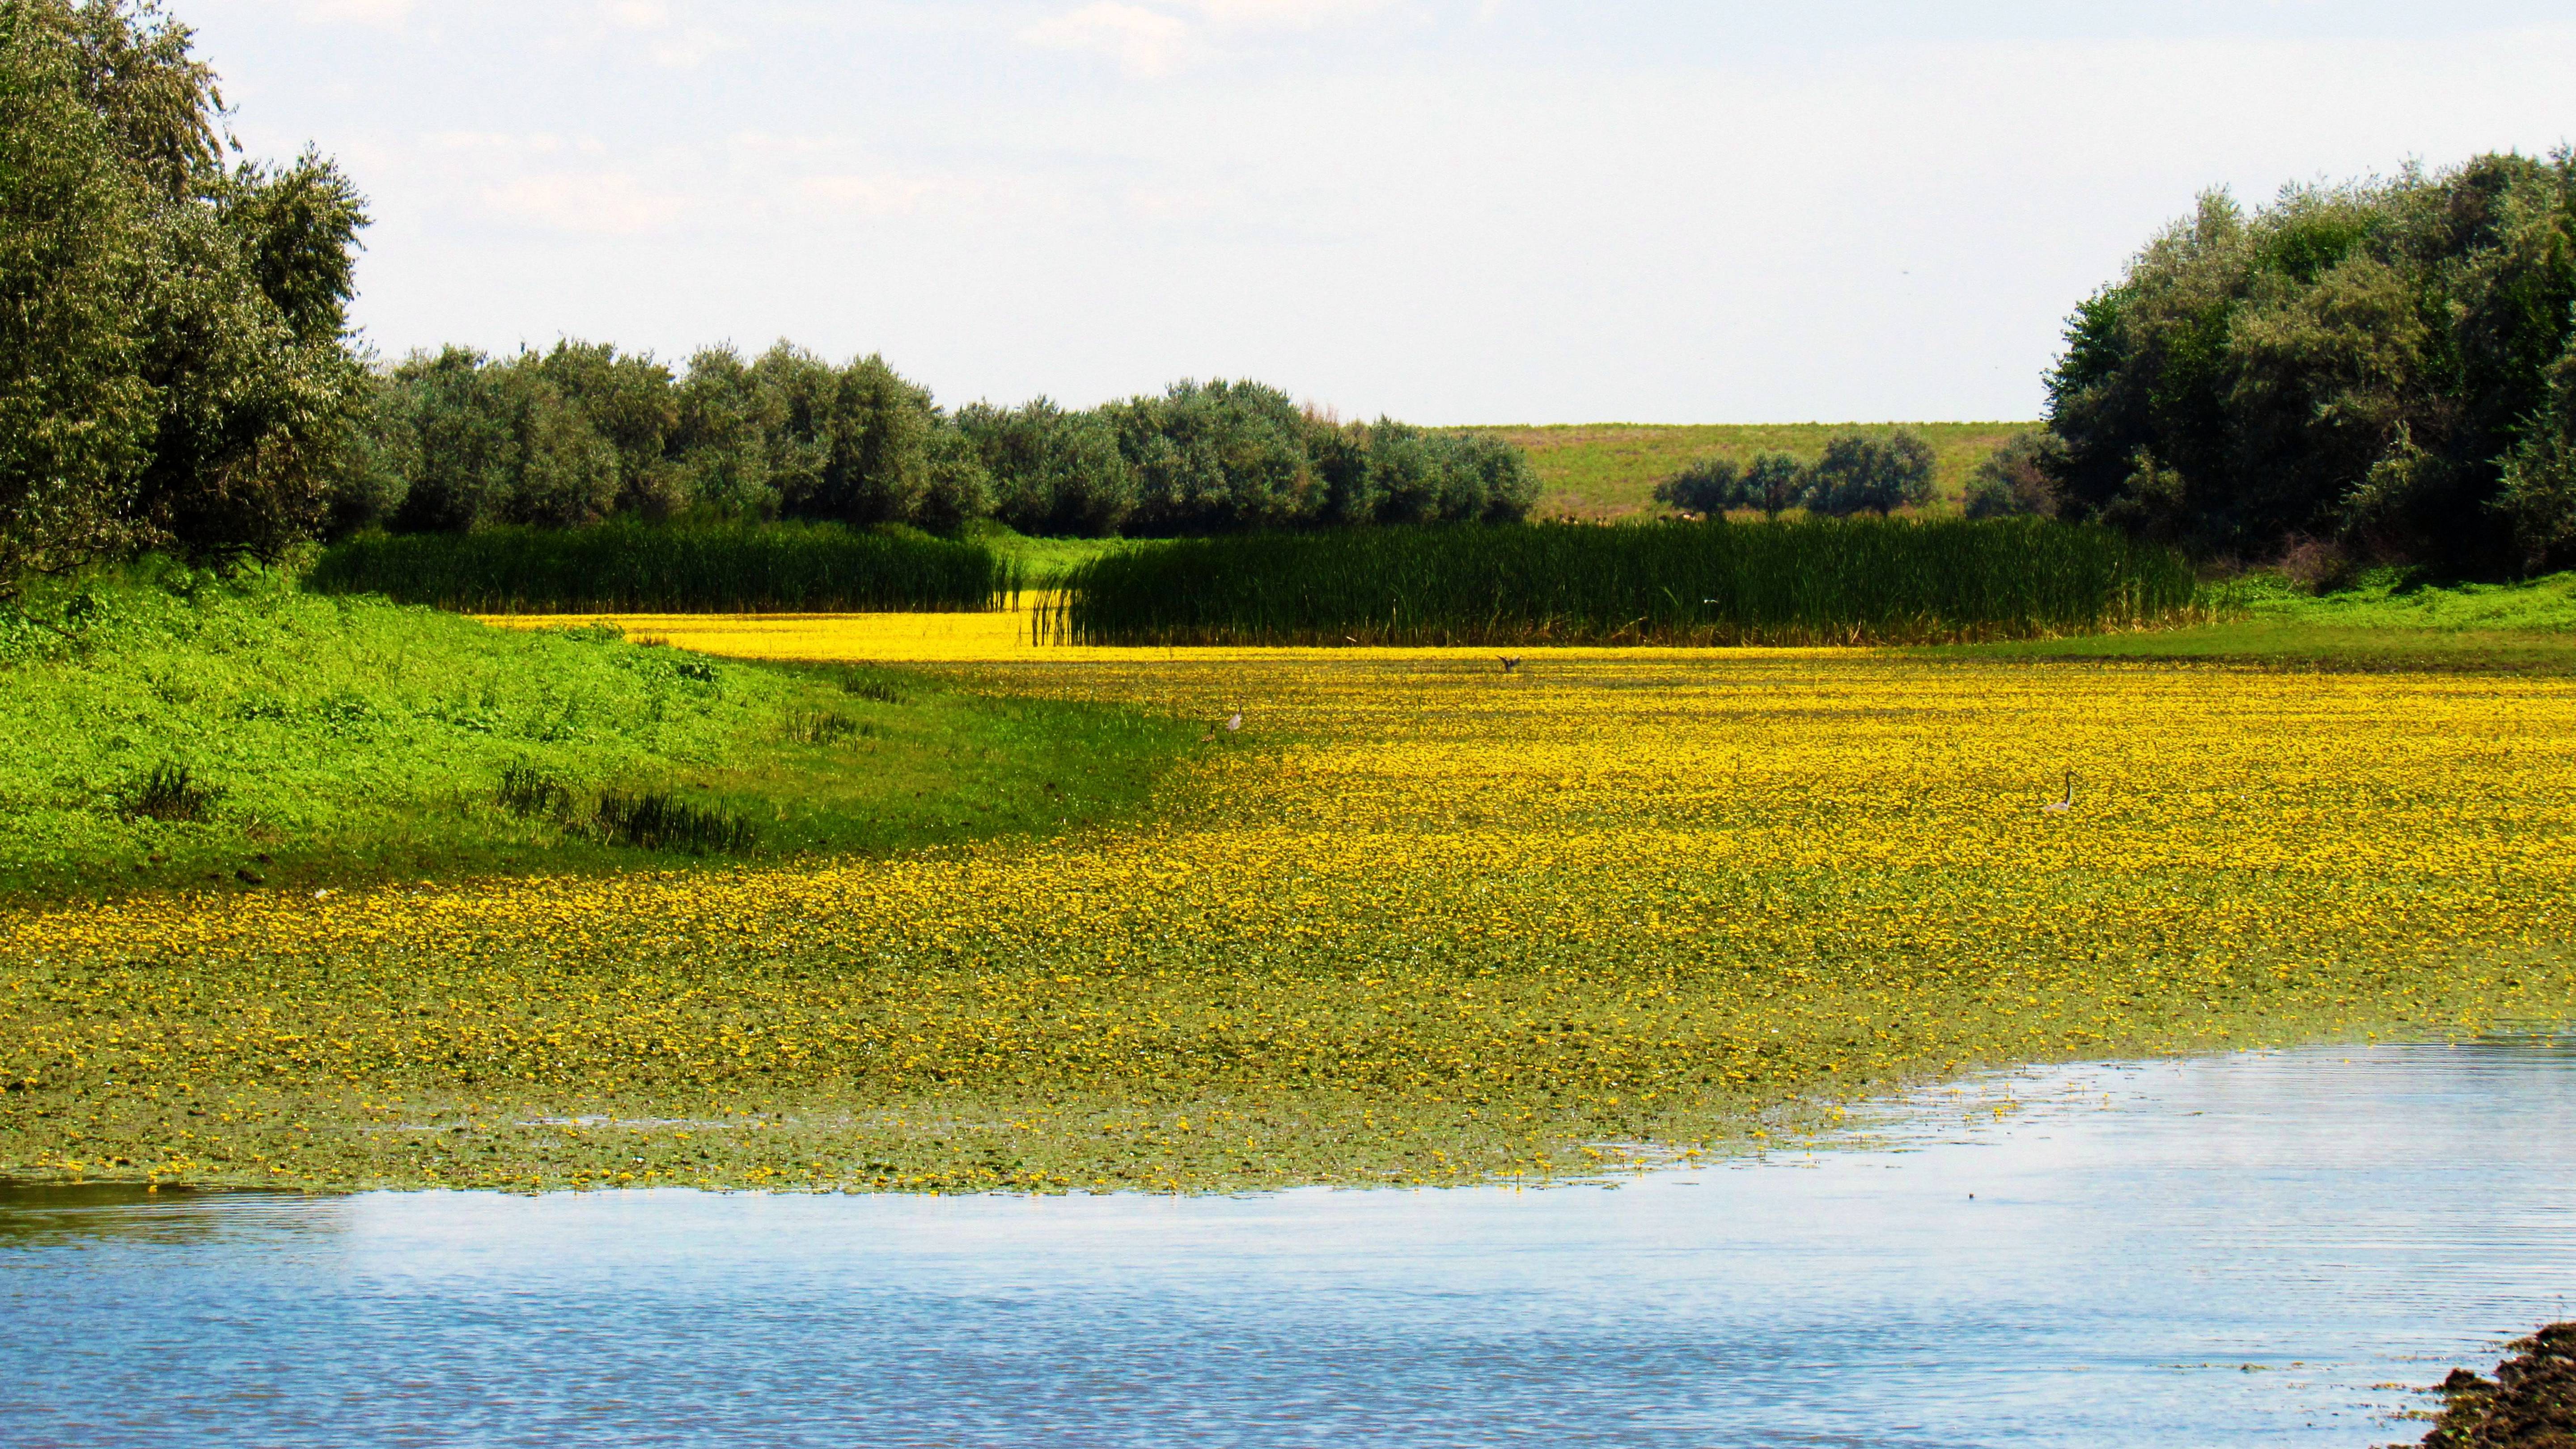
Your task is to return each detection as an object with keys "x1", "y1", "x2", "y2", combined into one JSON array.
[{"x1": 0, "y1": 0, "x2": 370, "y2": 588}]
